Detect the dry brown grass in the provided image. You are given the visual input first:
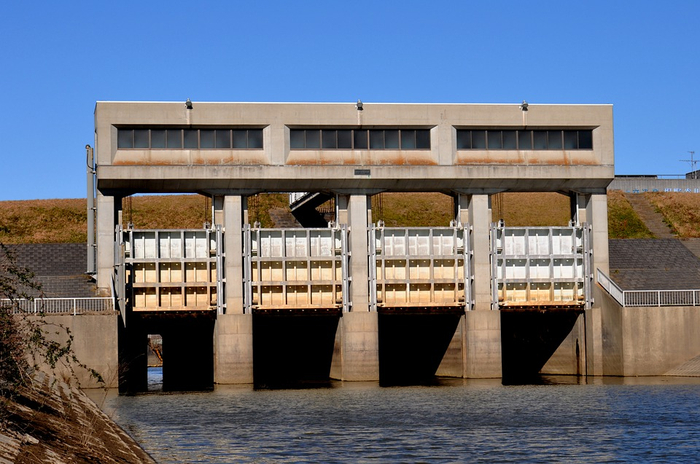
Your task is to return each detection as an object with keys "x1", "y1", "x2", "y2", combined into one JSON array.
[
  {"x1": 645, "y1": 192, "x2": 700, "y2": 238},
  {"x1": 0, "y1": 191, "x2": 667, "y2": 243},
  {"x1": 373, "y1": 193, "x2": 455, "y2": 226},
  {"x1": 0, "y1": 198, "x2": 87, "y2": 243},
  {"x1": 493, "y1": 192, "x2": 571, "y2": 226},
  {"x1": 373, "y1": 192, "x2": 572, "y2": 227}
]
